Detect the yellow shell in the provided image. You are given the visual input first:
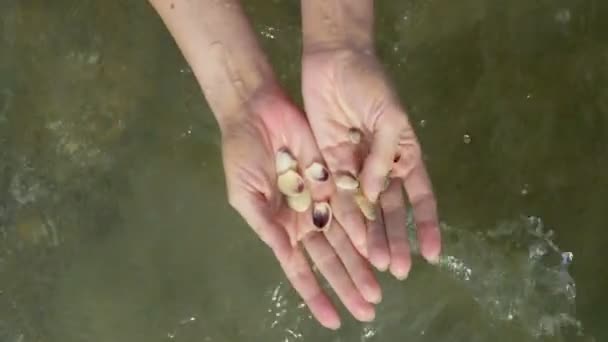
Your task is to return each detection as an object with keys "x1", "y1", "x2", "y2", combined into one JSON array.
[
  {"x1": 286, "y1": 190, "x2": 312, "y2": 212},
  {"x1": 277, "y1": 169, "x2": 305, "y2": 196},
  {"x1": 275, "y1": 148, "x2": 298, "y2": 174},
  {"x1": 354, "y1": 190, "x2": 376, "y2": 221},
  {"x1": 335, "y1": 173, "x2": 359, "y2": 190}
]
